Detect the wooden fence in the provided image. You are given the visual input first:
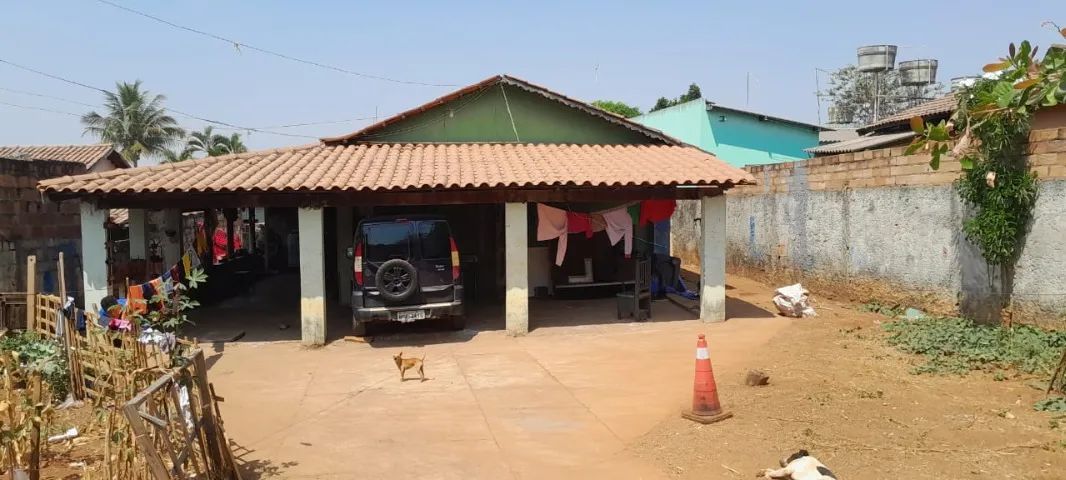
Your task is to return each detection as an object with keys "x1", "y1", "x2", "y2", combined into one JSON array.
[
  {"x1": 122, "y1": 349, "x2": 240, "y2": 479},
  {"x1": 26, "y1": 293, "x2": 240, "y2": 479},
  {"x1": 30, "y1": 293, "x2": 173, "y2": 401}
]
